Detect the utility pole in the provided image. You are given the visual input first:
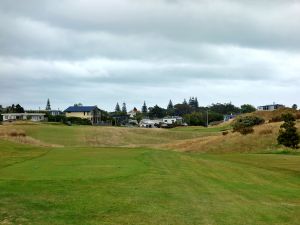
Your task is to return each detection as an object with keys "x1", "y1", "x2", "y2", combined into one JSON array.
[{"x1": 206, "y1": 110, "x2": 209, "y2": 127}]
